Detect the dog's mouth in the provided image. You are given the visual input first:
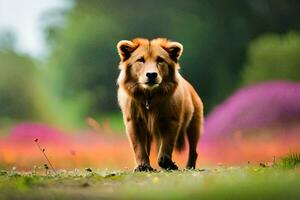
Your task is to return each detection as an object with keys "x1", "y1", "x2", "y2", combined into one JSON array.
[
  {"x1": 142, "y1": 81, "x2": 160, "y2": 89},
  {"x1": 145, "y1": 80, "x2": 158, "y2": 86}
]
